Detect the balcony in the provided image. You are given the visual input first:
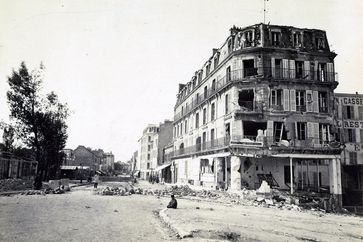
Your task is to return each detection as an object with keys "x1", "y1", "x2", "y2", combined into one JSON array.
[
  {"x1": 174, "y1": 67, "x2": 338, "y2": 122},
  {"x1": 169, "y1": 135, "x2": 341, "y2": 159},
  {"x1": 171, "y1": 137, "x2": 230, "y2": 158}
]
